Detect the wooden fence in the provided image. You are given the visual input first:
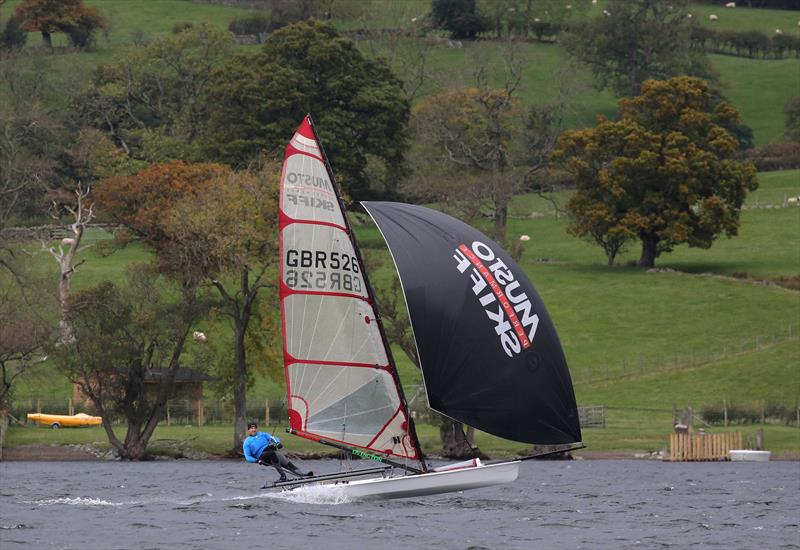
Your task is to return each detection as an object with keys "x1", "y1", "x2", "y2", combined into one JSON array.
[
  {"x1": 578, "y1": 405, "x2": 605, "y2": 428},
  {"x1": 669, "y1": 432, "x2": 743, "y2": 461}
]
